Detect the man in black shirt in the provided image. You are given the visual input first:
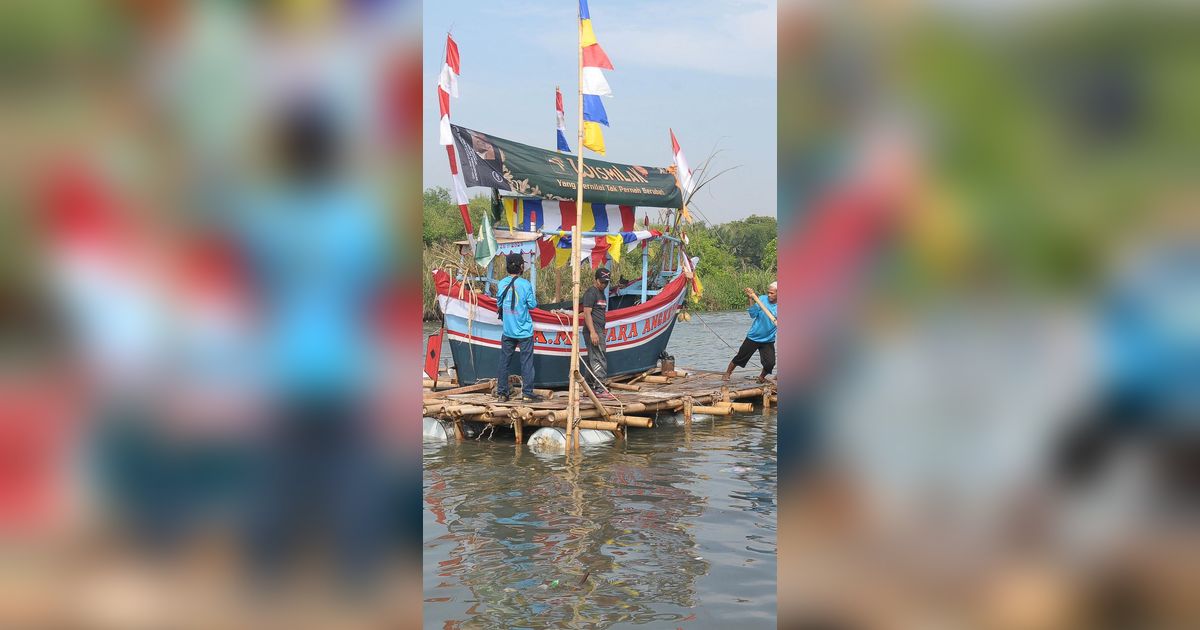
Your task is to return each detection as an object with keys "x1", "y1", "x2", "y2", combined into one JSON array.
[{"x1": 580, "y1": 267, "x2": 616, "y2": 400}]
